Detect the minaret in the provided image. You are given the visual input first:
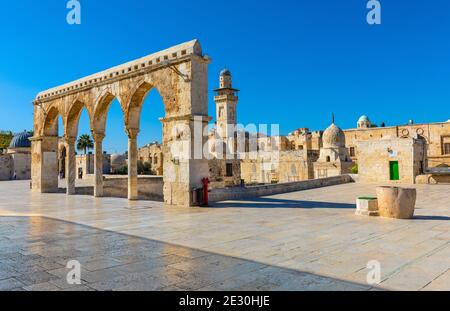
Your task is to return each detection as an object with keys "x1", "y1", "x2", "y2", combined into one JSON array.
[{"x1": 214, "y1": 69, "x2": 239, "y2": 139}]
